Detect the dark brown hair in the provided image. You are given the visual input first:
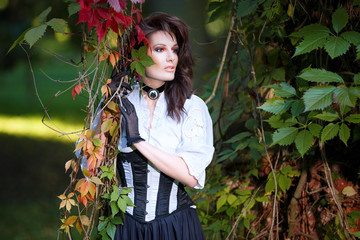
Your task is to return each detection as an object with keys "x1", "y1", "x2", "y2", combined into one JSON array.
[{"x1": 142, "y1": 13, "x2": 194, "y2": 122}]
